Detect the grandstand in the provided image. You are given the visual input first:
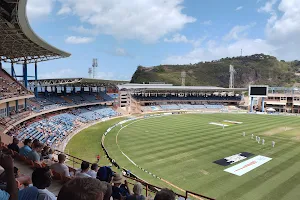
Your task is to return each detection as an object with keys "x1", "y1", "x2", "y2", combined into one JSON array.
[
  {"x1": 1, "y1": 1, "x2": 213, "y2": 199},
  {"x1": 117, "y1": 83, "x2": 246, "y2": 114},
  {"x1": 0, "y1": 1, "x2": 279, "y2": 200}
]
